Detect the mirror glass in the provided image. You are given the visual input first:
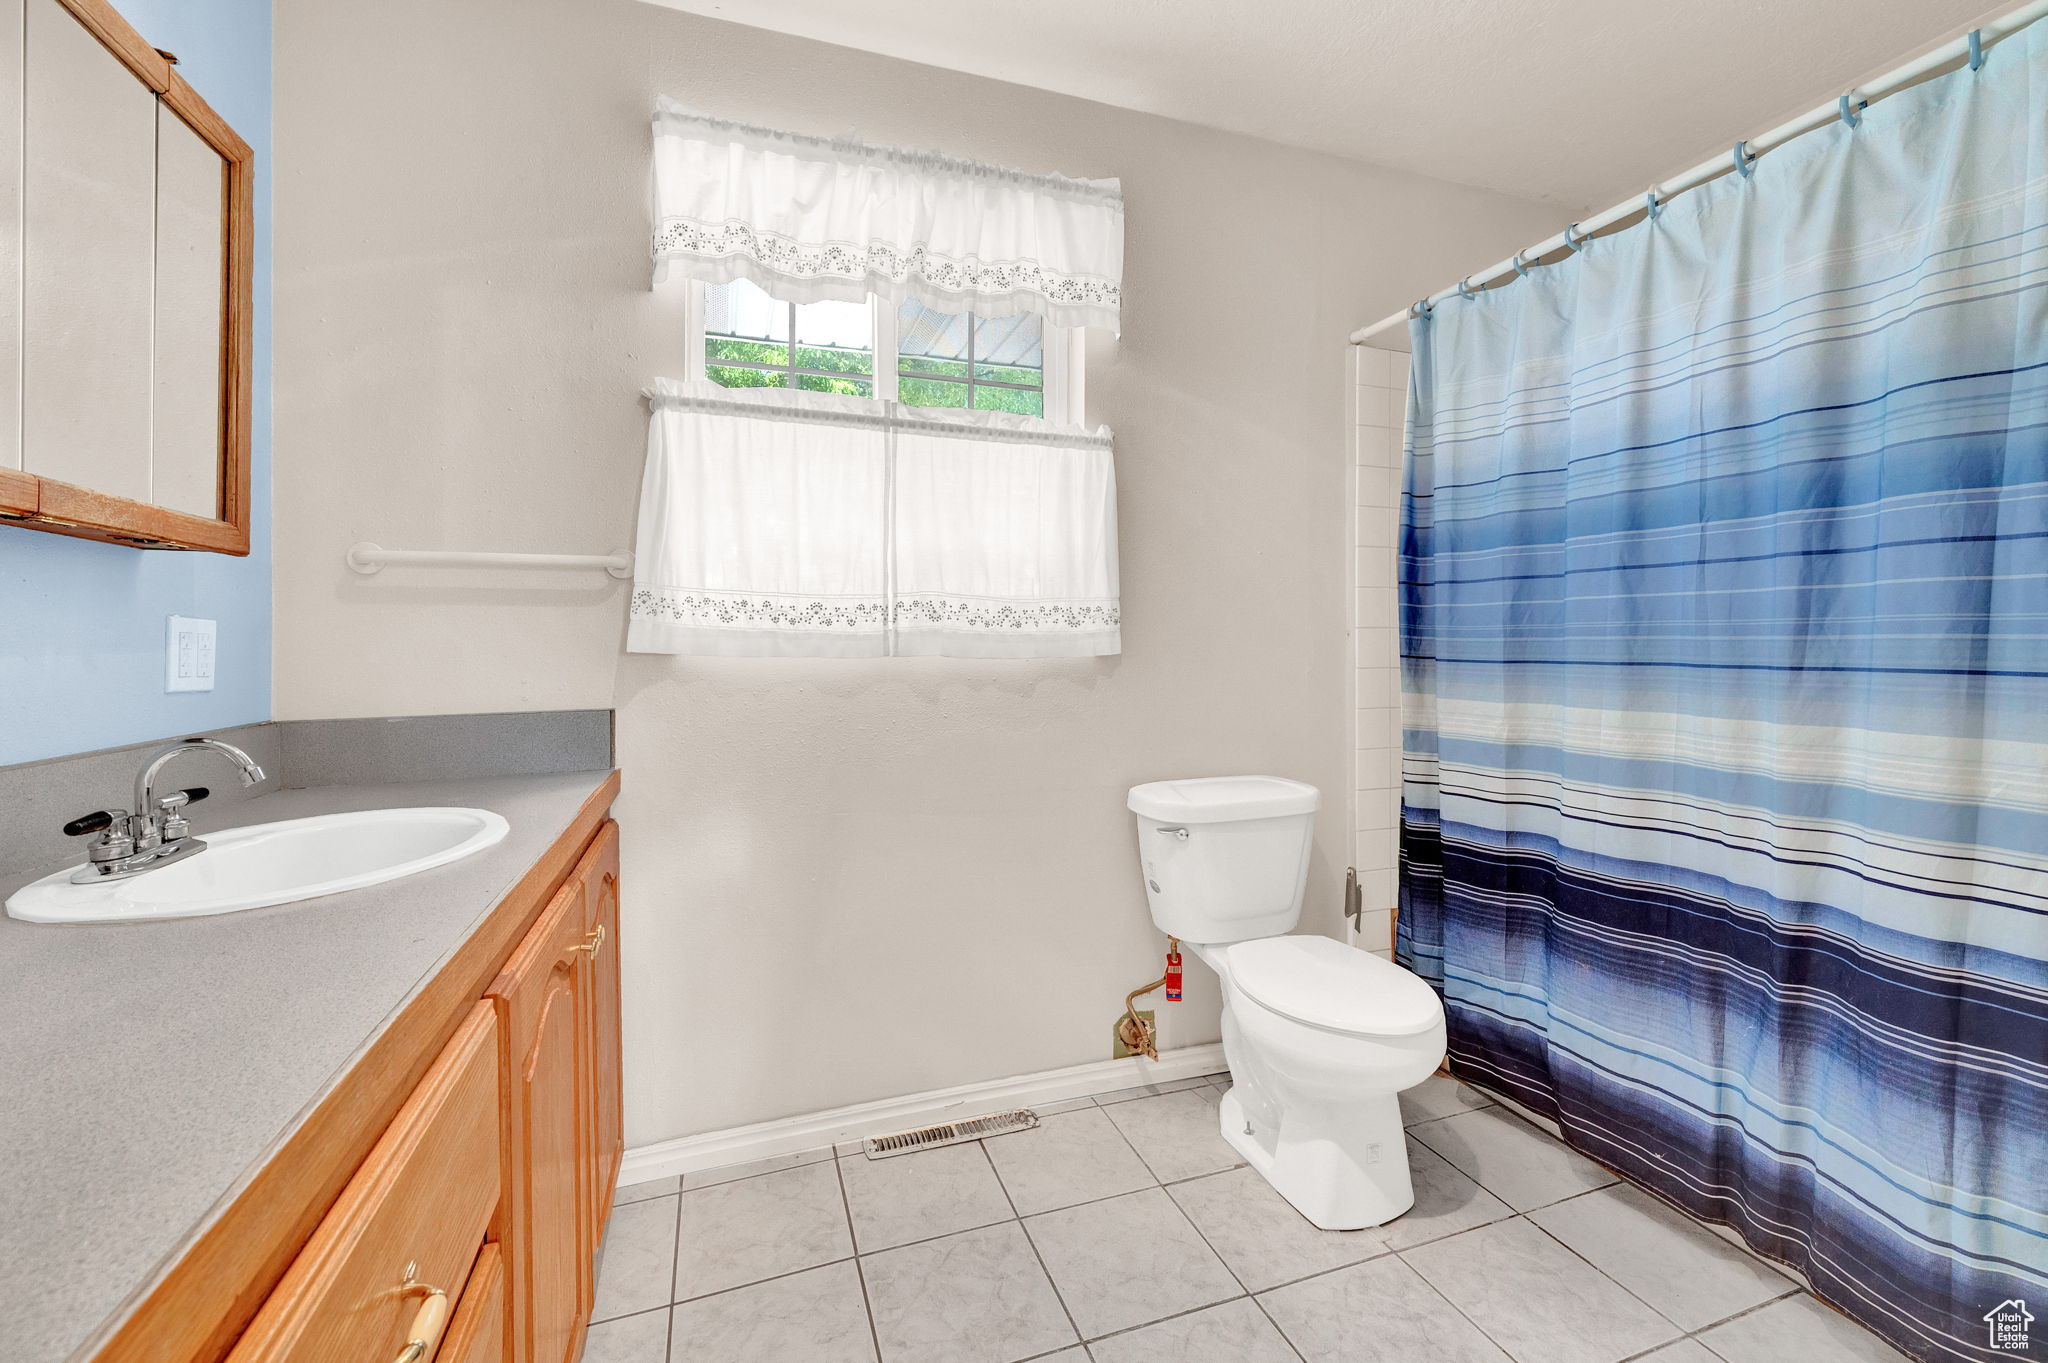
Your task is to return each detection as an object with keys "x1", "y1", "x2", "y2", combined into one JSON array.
[
  {"x1": 21, "y1": 0, "x2": 156, "y2": 504},
  {"x1": 0, "y1": 0, "x2": 18, "y2": 476},
  {"x1": 152, "y1": 103, "x2": 227, "y2": 518},
  {"x1": 4, "y1": 0, "x2": 242, "y2": 542}
]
